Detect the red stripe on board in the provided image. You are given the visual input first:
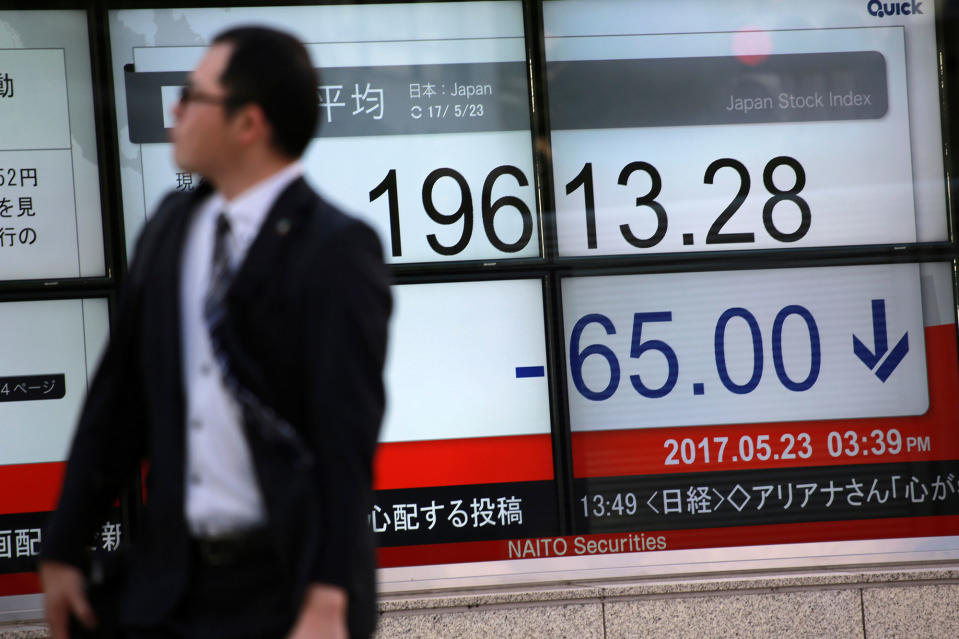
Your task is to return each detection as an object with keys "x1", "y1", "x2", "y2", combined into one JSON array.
[
  {"x1": 1, "y1": 438, "x2": 555, "y2": 510},
  {"x1": 662, "y1": 514, "x2": 959, "y2": 550},
  {"x1": 378, "y1": 538, "x2": 507, "y2": 568},
  {"x1": 0, "y1": 572, "x2": 40, "y2": 597},
  {"x1": 572, "y1": 324, "x2": 959, "y2": 478},
  {"x1": 0, "y1": 462, "x2": 65, "y2": 515},
  {"x1": 377, "y1": 514, "x2": 959, "y2": 568},
  {"x1": 374, "y1": 434, "x2": 554, "y2": 490}
]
